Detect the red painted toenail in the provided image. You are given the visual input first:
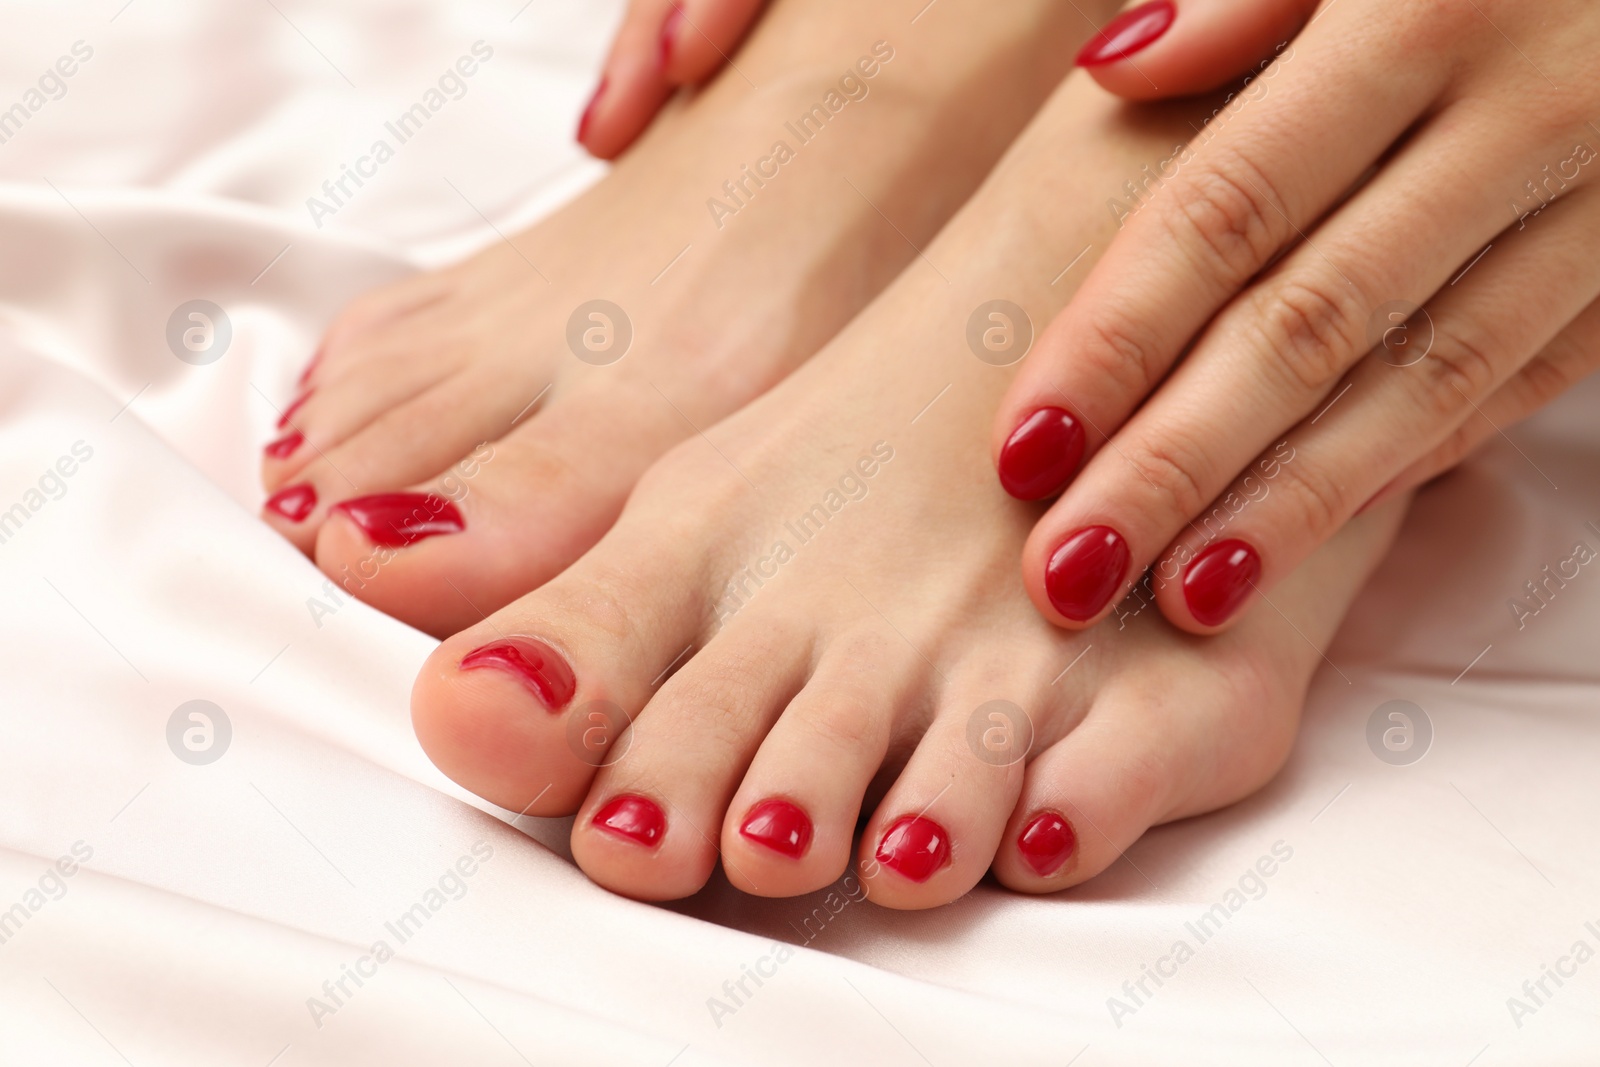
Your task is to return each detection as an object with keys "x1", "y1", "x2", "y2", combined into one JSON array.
[
  {"x1": 593, "y1": 795, "x2": 666, "y2": 848},
  {"x1": 458, "y1": 636, "x2": 577, "y2": 712},
  {"x1": 277, "y1": 390, "x2": 313, "y2": 429},
  {"x1": 998, "y1": 407, "x2": 1086, "y2": 501},
  {"x1": 874, "y1": 815, "x2": 951, "y2": 883},
  {"x1": 1017, "y1": 811, "x2": 1076, "y2": 876},
  {"x1": 658, "y1": 4, "x2": 683, "y2": 71},
  {"x1": 576, "y1": 76, "x2": 608, "y2": 144},
  {"x1": 1182, "y1": 538, "x2": 1261, "y2": 627},
  {"x1": 263, "y1": 430, "x2": 303, "y2": 461},
  {"x1": 265, "y1": 483, "x2": 317, "y2": 522},
  {"x1": 1045, "y1": 525, "x2": 1130, "y2": 622},
  {"x1": 332, "y1": 492, "x2": 465, "y2": 547},
  {"x1": 297, "y1": 351, "x2": 321, "y2": 387},
  {"x1": 740, "y1": 799, "x2": 813, "y2": 859},
  {"x1": 1075, "y1": 0, "x2": 1175, "y2": 67}
]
